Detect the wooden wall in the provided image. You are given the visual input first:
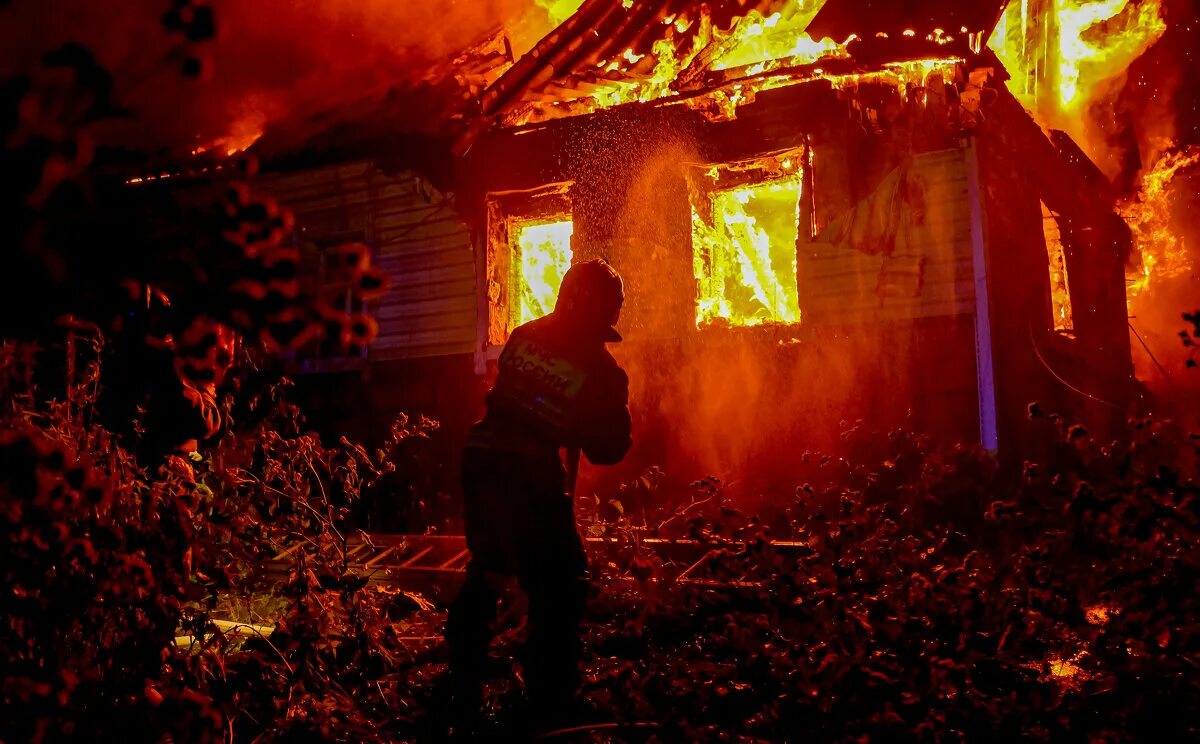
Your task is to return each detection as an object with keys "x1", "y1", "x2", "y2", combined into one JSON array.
[
  {"x1": 256, "y1": 161, "x2": 477, "y2": 361},
  {"x1": 800, "y1": 148, "x2": 976, "y2": 326}
]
